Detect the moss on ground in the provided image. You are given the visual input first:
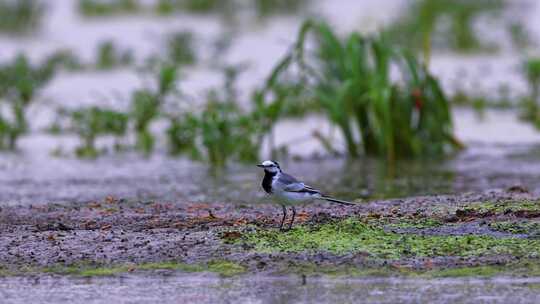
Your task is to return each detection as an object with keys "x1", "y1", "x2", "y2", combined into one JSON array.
[
  {"x1": 489, "y1": 221, "x2": 540, "y2": 236},
  {"x1": 457, "y1": 200, "x2": 540, "y2": 217},
  {"x1": 42, "y1": 263, "x2": 130, "y2": 276},
  {"x1": 8, "y1": 260, "x2": 244, "y2": 277},
  {"x1": 207, "y1": 260, "x2": 246, "y2": 277},
  {"x1": 426, "y1": 266, "x2": 503, "y2": 278},
  {"x1": 241, "y1": 218, "x2": 540, "y2": 259},
  {"x1": 137, "y1": 261, "x2": 205, "y2": 272},
  {"x1": 280, "y1": 260, "x2": 540, "y2": 278},
  {"x1": 425, "y1": 261, "x2": 540, "y2": 278}
]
